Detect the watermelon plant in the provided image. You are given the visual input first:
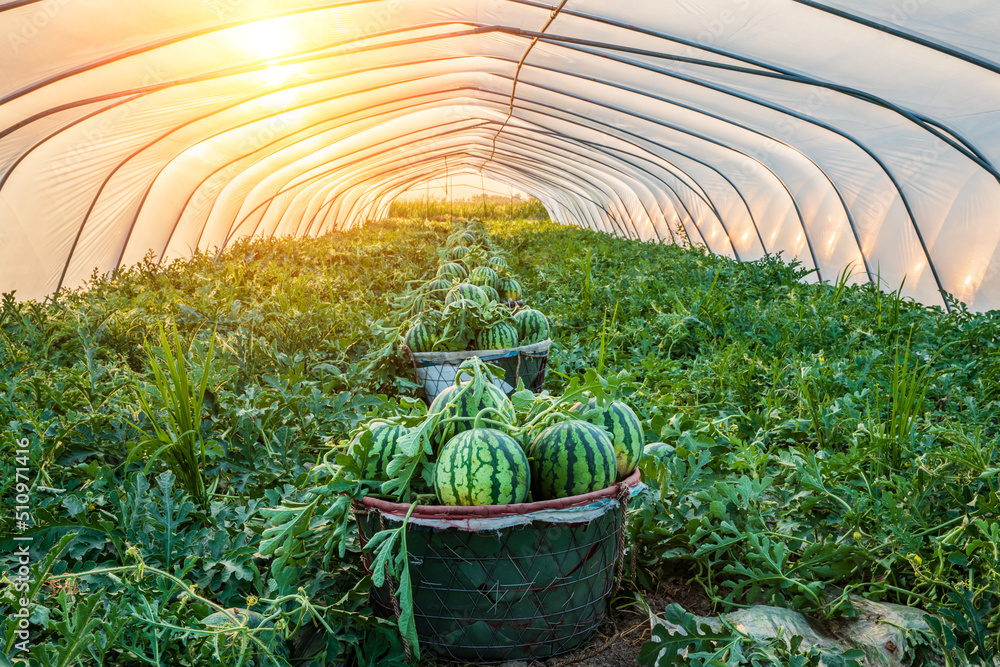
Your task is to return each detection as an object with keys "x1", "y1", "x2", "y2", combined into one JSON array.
[{"x1": 429, "y1": 375, "x2": 516, "y2": 447}]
